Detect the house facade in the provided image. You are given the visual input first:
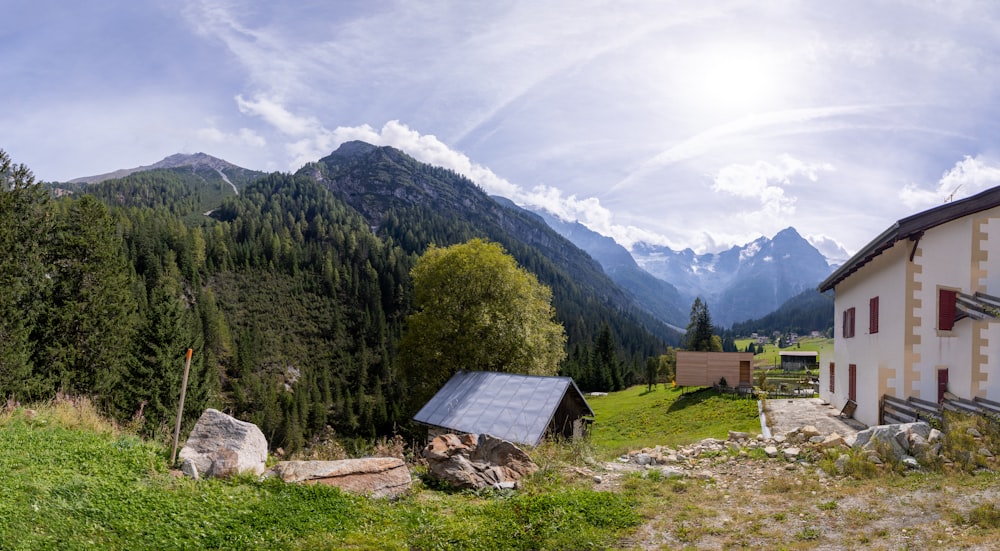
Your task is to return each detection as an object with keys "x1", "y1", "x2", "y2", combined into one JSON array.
[{"x1": 818, "y1": 187, "x2": 1000, "y2": 427}]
